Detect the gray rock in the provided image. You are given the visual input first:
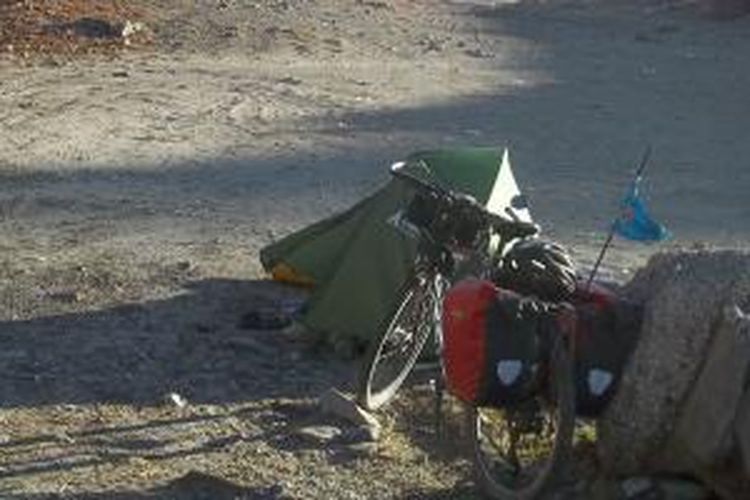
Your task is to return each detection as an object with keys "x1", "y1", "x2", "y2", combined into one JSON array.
[
  {"x1": 598, "y1": 249, "x2": 750, "y2": 475},
  {"x1": 319, "y1": 387, "x2": 381, "y2": 434},
  {"x1": 121, "y1": 20, "x2": 146, "y2": 39},
  {"x1": 737, "y1": 389, "x2": 750, "y2": 478},
  {"x1": 620, "y1": 476, "x2": 655, "y2": 498},
  {"x1": 664, "y1": 304, "x2": 750, "y2": 469},
  {"x1": 620, "y1": 477, "x2": 656, "y2": 499},
  {"x1": 165, "y1": 392, "x2": 188, "y2": 408},
  {"x1": 294, "y1": 425, "x2": 342, "y2": 444}
]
